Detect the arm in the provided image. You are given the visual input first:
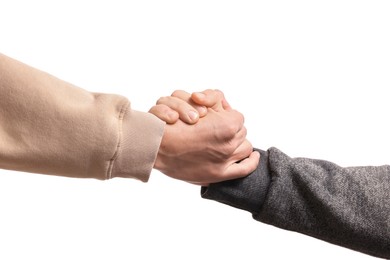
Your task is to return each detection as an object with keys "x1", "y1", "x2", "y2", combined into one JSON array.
[
  {"x1": 0, "y1": 53, "x2": 164, "y2": 181},
  {"x1": 202, "y1": 148, "x2": 390, "y2": 258},
  {"x1": 151, "y1": 90, "x2": 390, "y2": 258},
  {"x1": 0, "y1": 53, "x2": 256, "y2": 183}
]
